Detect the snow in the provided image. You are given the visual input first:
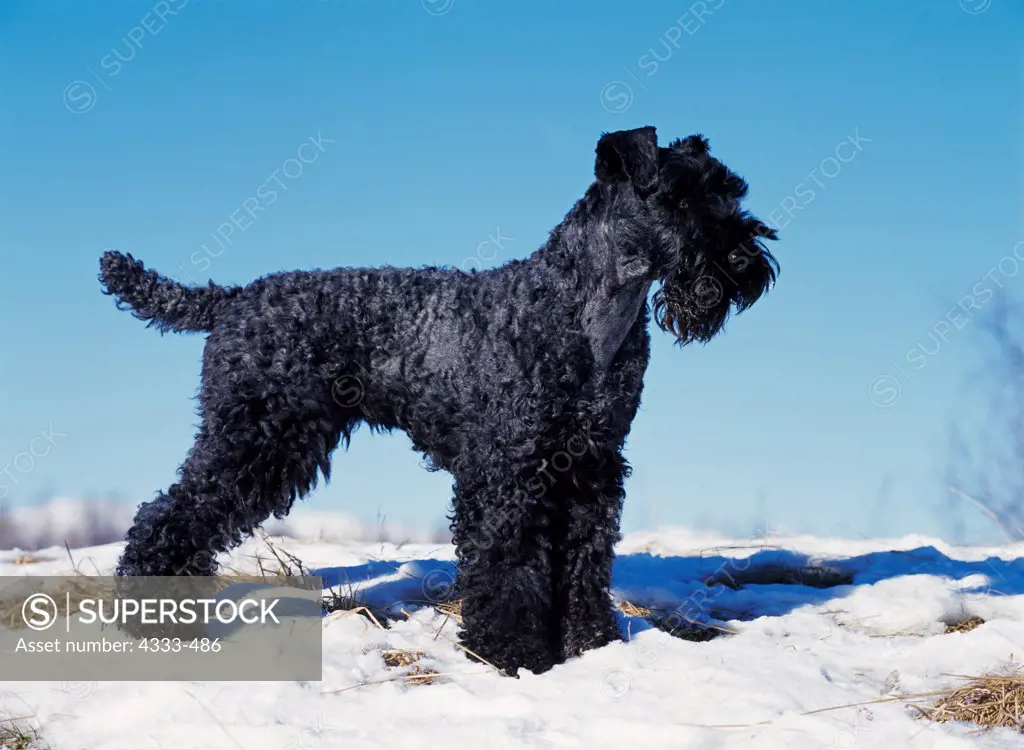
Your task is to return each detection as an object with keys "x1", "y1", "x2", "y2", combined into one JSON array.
[
  {"x1": 0, "y1": 498, "x2": 136, "y2": 552},
  {"x1": 0, "y1": 497, "x2": 446, "y2": 551},
  {"x1": 1, "y1": 515, "x2": 1023, "y2": 749}
]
